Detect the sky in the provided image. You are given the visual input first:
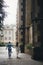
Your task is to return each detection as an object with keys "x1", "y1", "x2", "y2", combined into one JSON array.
[{"x1": 4, "y1": 0, "x2": 18, "y2": 25}]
